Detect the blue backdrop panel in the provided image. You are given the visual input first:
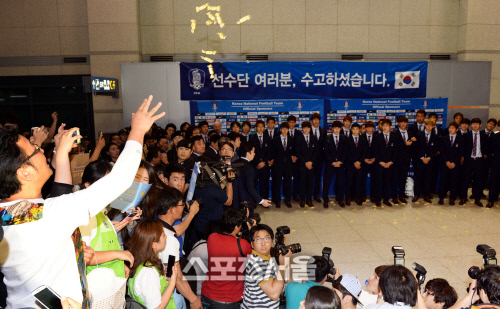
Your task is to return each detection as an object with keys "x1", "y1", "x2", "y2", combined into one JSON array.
[
  {"x1": 190, "y1": 99, "x2": 324, "y2": 133},
  {"x1": 181, "y1": 61, "x2": 428, "y2": 100}
]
